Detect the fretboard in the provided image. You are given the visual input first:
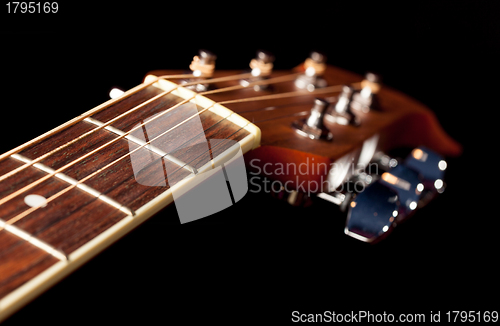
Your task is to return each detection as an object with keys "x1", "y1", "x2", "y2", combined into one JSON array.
[{"x1": 0, "y1": 76, "x2": 260, "y2": 320}]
